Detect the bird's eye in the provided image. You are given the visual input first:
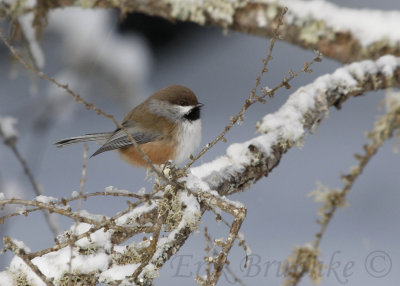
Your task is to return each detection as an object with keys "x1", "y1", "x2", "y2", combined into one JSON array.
[{"x1": 179, "y1": 101, "x2": 187, "y2": 106}]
